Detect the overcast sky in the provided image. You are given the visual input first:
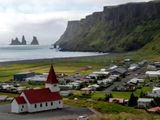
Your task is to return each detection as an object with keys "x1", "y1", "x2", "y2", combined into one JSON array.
[{"x1": 0, "y1": 0, "x2": 150, "y2": 45}]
